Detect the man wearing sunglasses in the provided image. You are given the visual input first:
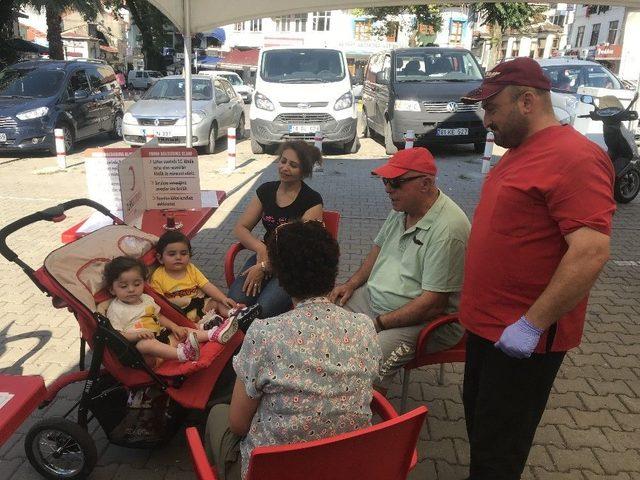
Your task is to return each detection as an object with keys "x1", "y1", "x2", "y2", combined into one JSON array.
[{"x1": 329, "y1": 147, "x2": 470, "y2": 393}]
